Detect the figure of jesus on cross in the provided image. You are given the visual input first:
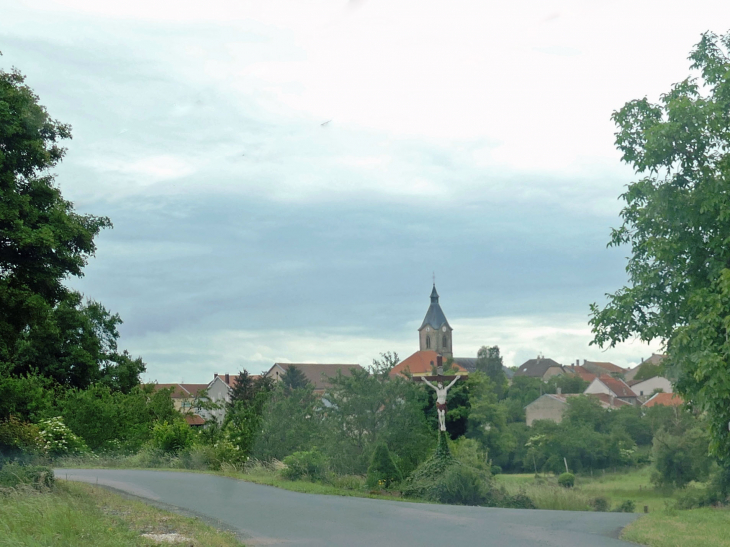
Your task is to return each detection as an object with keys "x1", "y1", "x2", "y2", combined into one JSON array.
[{"x1": 421, "y1": 376, "x2": 460, "y2": 432}]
